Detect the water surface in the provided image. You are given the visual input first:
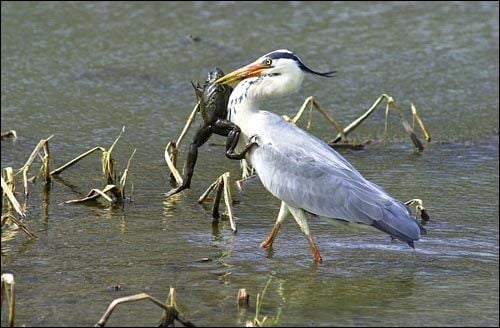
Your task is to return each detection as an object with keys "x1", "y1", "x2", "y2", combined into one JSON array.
[{"x1": 1, "y1": 2, "x2": 498, "y2": 326}]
